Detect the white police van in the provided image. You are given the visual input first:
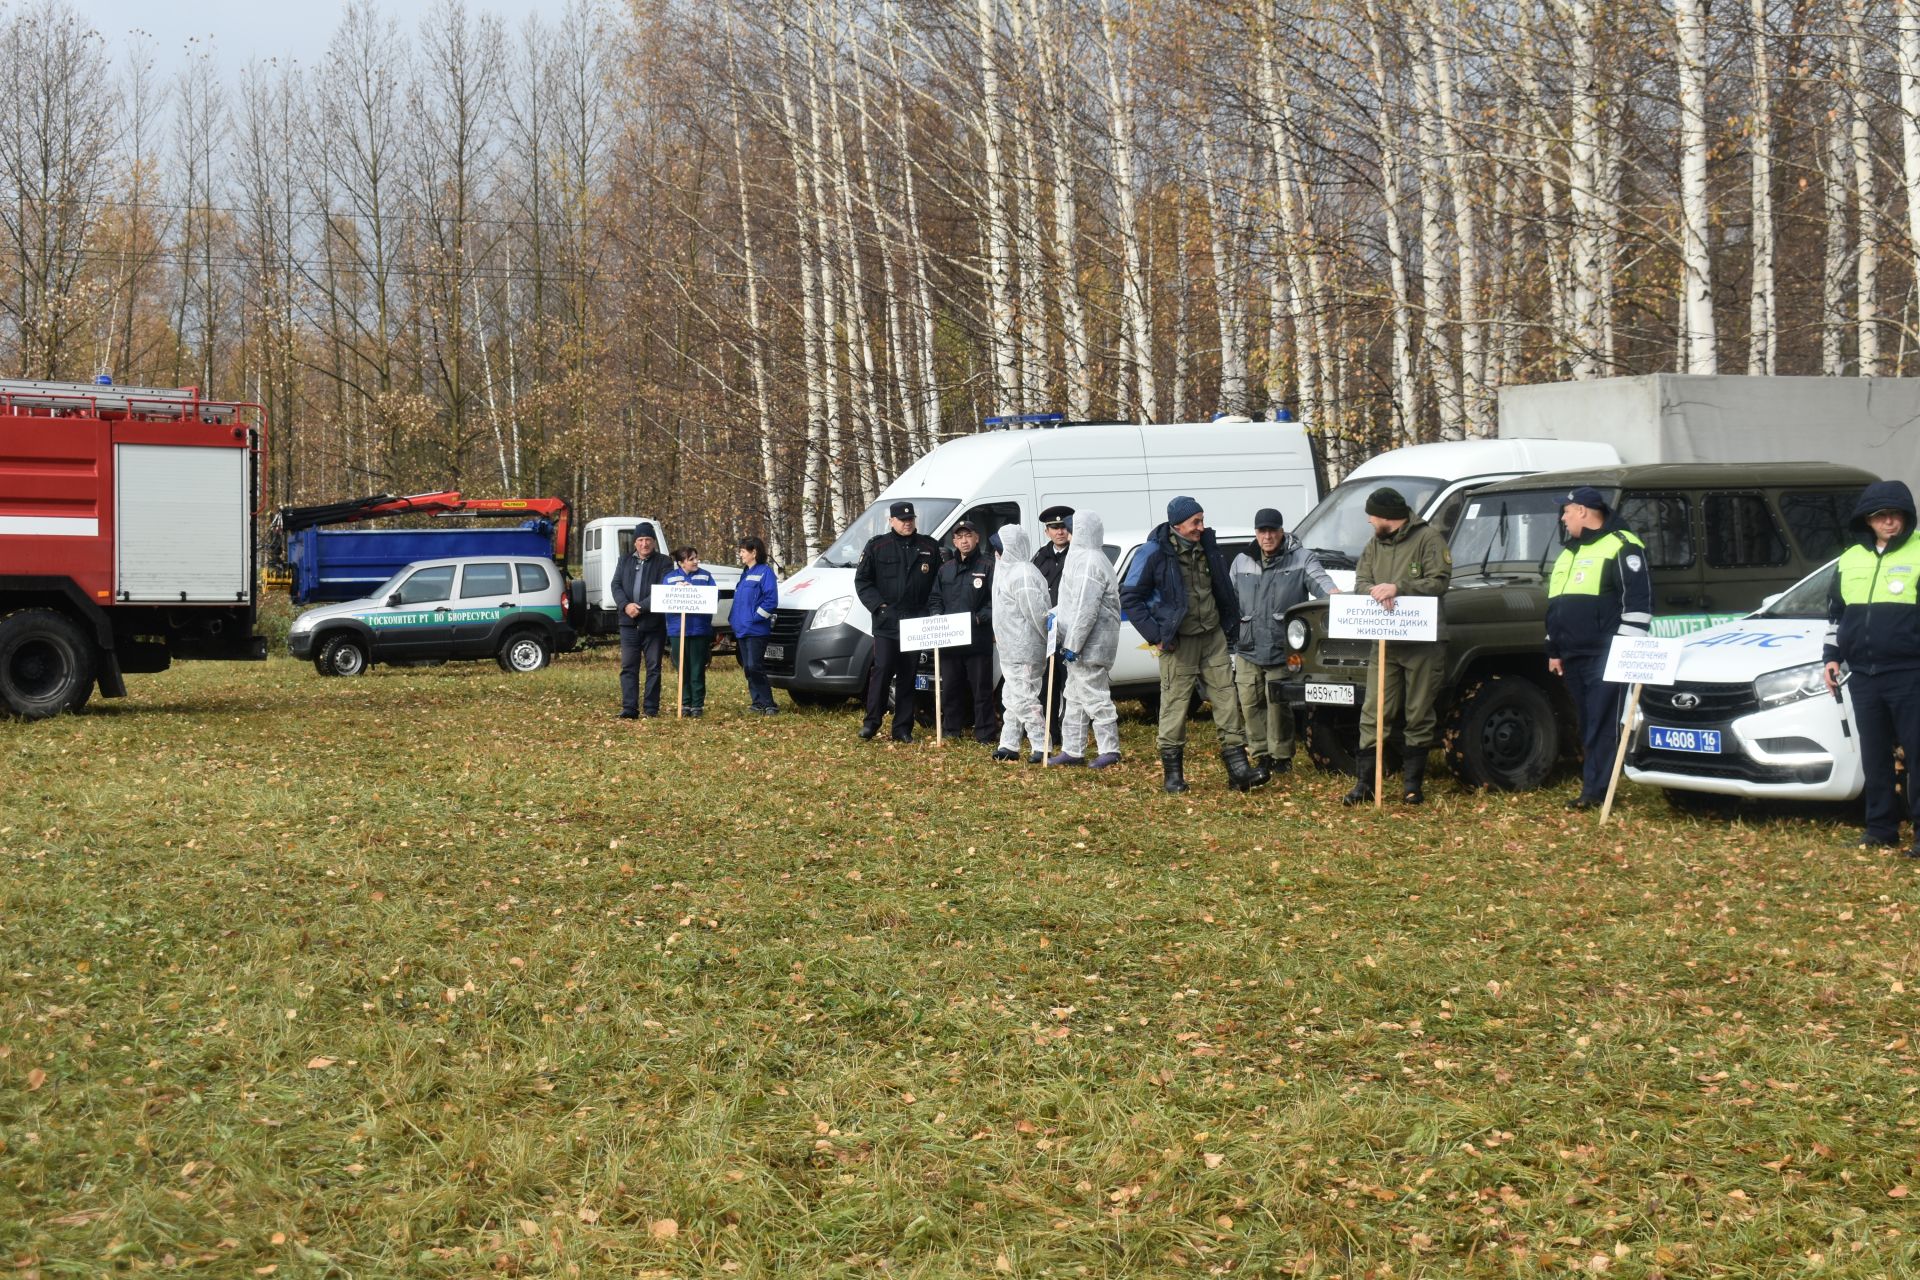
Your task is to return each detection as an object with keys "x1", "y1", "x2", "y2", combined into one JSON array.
[
  {"x1": 767, "y1": 414, "x2": 1319, "y2": 707},
  {"x1": 1624, "y1": 558, "x2": 1864, "y2": 809}
]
